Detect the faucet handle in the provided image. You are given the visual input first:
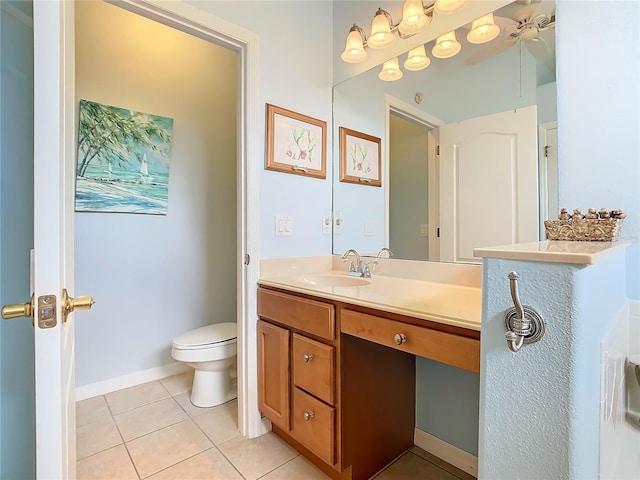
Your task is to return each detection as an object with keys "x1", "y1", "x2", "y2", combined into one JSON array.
[{"x1": 362, "y1": 259, "x2": 378, "y2": 278}]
